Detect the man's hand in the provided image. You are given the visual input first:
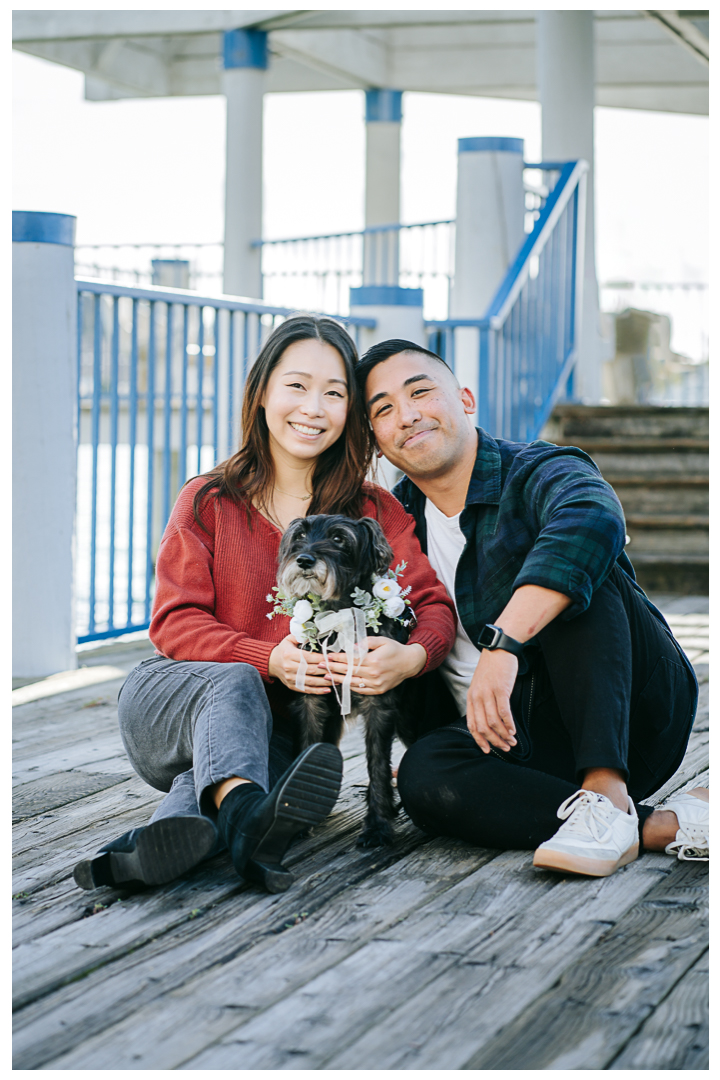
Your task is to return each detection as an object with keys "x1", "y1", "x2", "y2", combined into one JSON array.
[
  {"x1": 465, "y1": 584, "x2": 572, "y2": 752},
  {"x1": 466, "y1": 648, "x2": 519, "y2": 753},
  {"x1": 321, "y1": 638, "x2": 427, "y2": 695},
  {"x1": 268, "y1": 635, "x2": 331, "y2": 694}
]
